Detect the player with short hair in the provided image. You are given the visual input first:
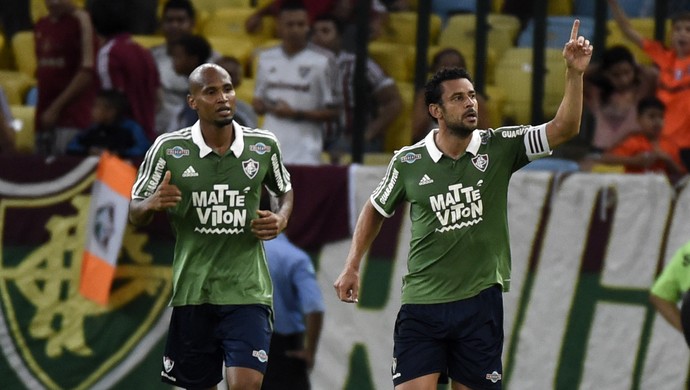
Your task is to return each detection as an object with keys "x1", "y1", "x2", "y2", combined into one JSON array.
[
  {"x1": 334, "y1": 20, "x2": 593, "y2": 390},
  {"x1": 129, "y1": 63, "x2": 293, "y2": 390}
]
